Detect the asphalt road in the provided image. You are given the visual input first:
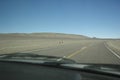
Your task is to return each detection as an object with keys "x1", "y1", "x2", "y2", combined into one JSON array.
[{"x1": 22, "y1": 41, "x2": 120, "y2": 64}]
